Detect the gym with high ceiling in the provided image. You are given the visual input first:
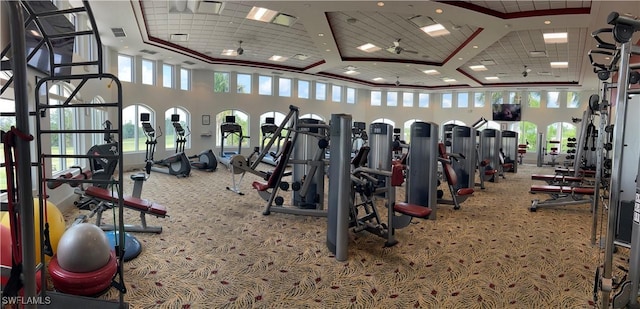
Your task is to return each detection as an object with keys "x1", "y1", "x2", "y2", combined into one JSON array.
[{"x1": 2, "y1": 0, "x2": 640, "y2": 308}]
